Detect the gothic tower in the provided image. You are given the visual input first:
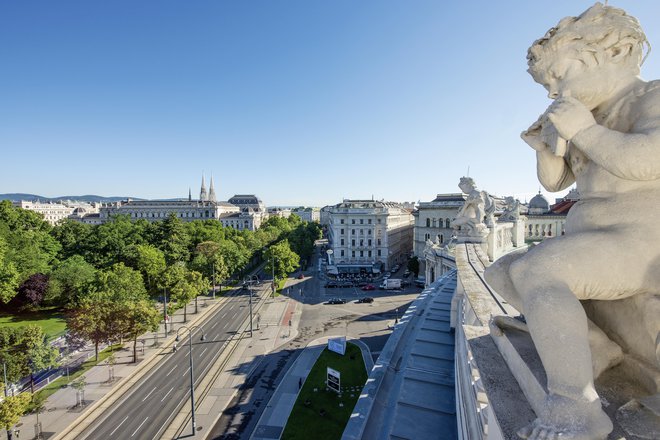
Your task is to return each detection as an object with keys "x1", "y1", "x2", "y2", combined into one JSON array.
[
  {"x1": 200, "y1": 174, "x2": 208, "y2": 201},
  {"x1": 208, "y1": 175, "x2": 217, "y2": 202}
]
